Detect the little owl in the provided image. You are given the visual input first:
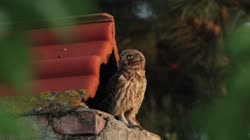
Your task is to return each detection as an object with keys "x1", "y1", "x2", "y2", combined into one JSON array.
[{"x1": 101, "y1": 49, "x2": 147, "y2": 128}]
